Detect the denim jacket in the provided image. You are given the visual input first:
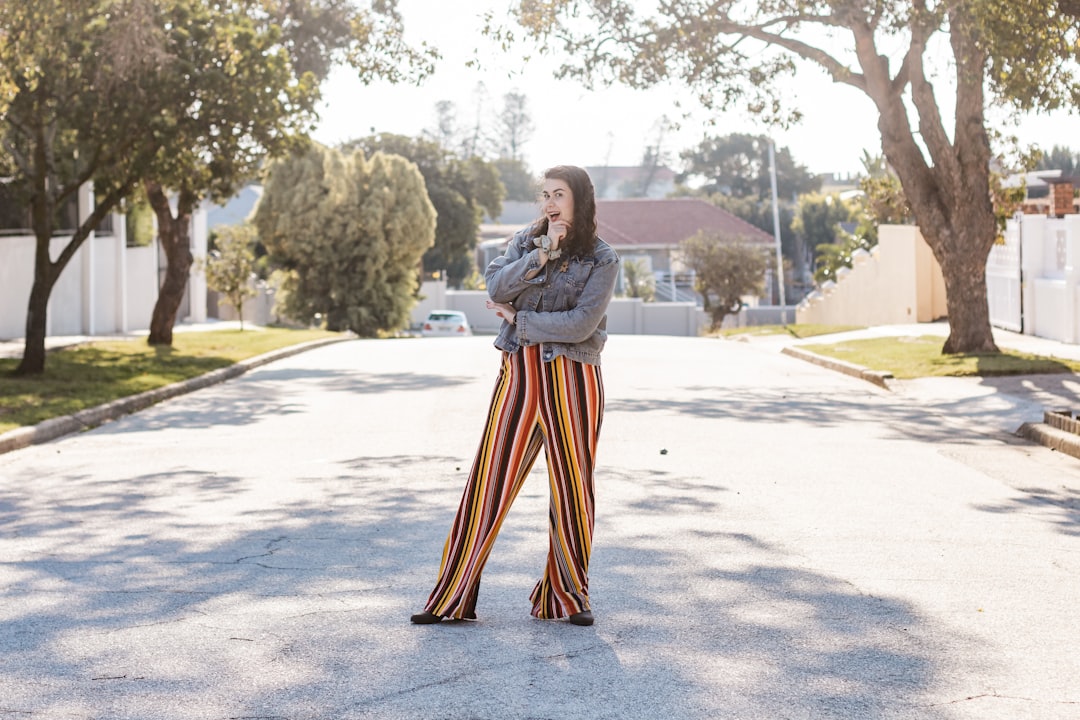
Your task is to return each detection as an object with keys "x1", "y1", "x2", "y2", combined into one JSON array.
[{"x1": 486, "y1": 227, "x2": 620, "y2": 366}]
